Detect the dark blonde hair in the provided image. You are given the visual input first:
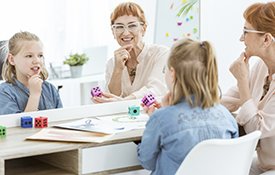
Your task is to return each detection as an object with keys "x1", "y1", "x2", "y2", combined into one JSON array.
[
  {"x1": 168, "y1": 39, "x2": 219, "y2": 109},
  {"x1": 2, "y1": 31, "x2": 48, "y2": 83},
  {"x1": 244, "y1": 2, "x2": 275, "y2": 37},
  {"x1": 110, "y1": 2, "x2": 147, "y2": 30}
]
